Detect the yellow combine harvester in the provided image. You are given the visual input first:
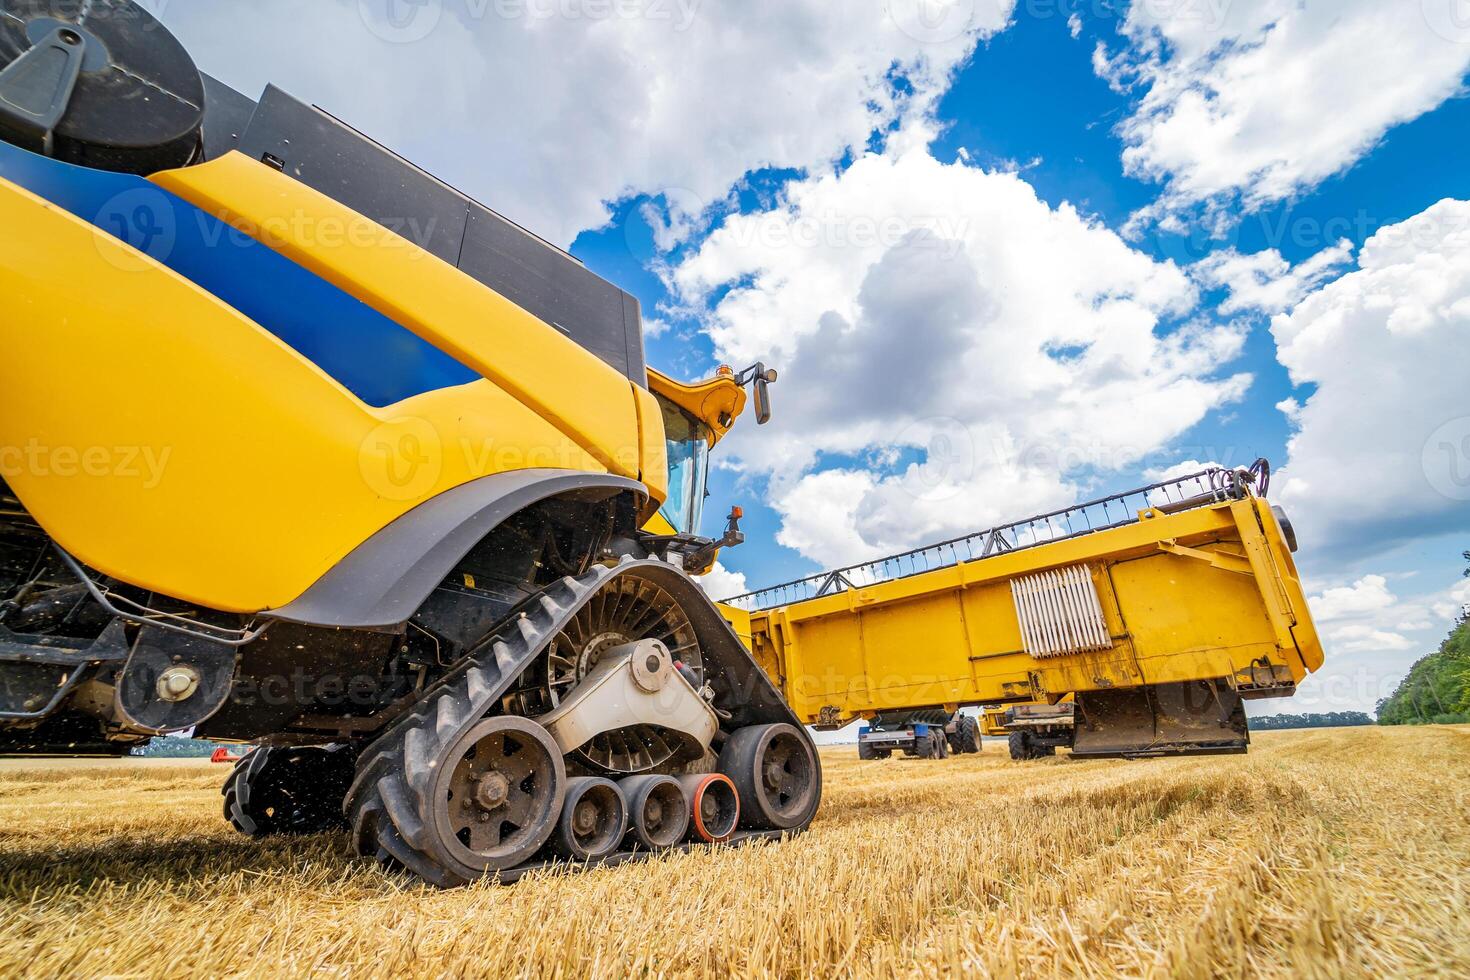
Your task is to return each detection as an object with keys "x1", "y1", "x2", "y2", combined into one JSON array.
[
  {"x1": 0, "y1": 1, "x2": 809, "y2": 886},
  {"x1": 0, "y1": 1, "x2": 1323, "y2": 888},
  {"x1": 723, "y1": 462, "x2": 1323, "y2": 760}
]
